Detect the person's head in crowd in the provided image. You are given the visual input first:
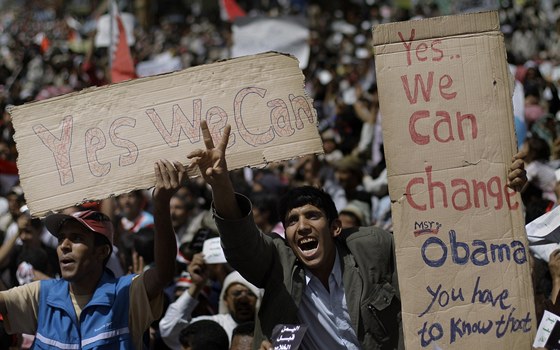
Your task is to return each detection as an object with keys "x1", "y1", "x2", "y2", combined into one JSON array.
[
  {"x1": 134, "y1": 226, "x2": 155, "y2": 267},
  {"x1": 173, "y1": 270, "x2": 193, "y2": 300},
  {"x1": 219, "y1": 271, "x2": 260, "y2": 324},
  {"x1": 251, "y1": 192, "x2": 280, "y2": 235},
  {"x1": 117, "y1": 190, "x2": 146, "y2": 220},
  {"x1": 334, "y1": 154, "x2": 364, "y2": 192},
  {"x1": 339, "y1": 200, "x2": 371, "y2": 228},
  {"x1": 180, "y1": 227, "x2": 219, "y2": 262},
  {"x1": 321, "y1": 128, "x2": 341, "y2": 156},
  {"x1": 44, "y1": 210, "x2": 114, "y2": 285},
  {"x1": 17, "y1": 210, "x2": 43, "y2": 248},
  {"x1": 6, "y1": 186, "x2": 24, "y2": 220},
  {"x1": 524, "y1": 135, "x2": 551, "y2": 163},
  {"x1": 179, "y1": 319, "x2": 229, "y2": 350},
  {"x1": 278, "y1": 186, "x2": 341, "y2": 278},
  {"x1": 170, "y1": 193, "x2": 190, "y2": 231},
  {"x1": 230, "y1": 321, "x2": 255, "y2": 350},
  {"x1": 252, "y1": 171, "x2": 286, "y2": 196}
]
